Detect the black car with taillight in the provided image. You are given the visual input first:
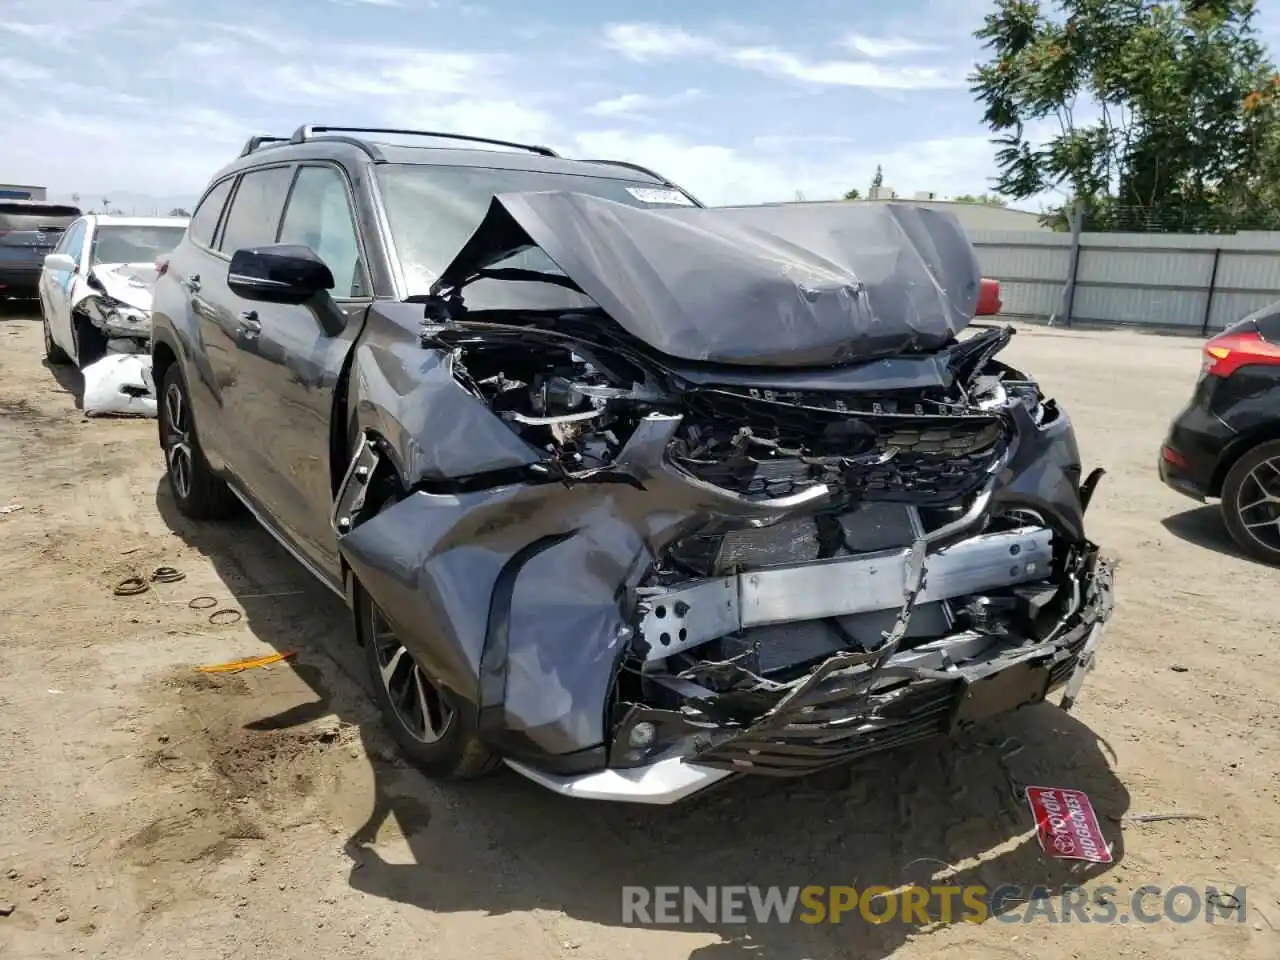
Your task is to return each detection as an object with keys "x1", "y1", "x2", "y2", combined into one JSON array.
[{"x1": 1160, "y1": 301, "x2": 1280, "y2": 562}]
